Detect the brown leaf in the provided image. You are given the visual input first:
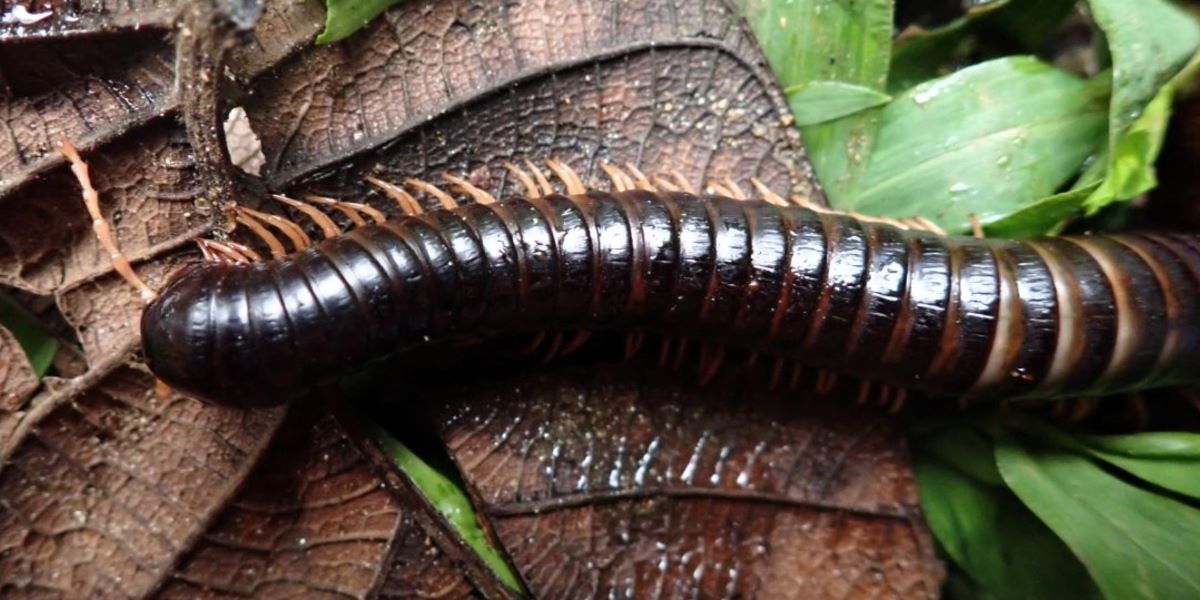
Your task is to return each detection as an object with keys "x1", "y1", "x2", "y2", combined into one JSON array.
[
  {"x1": 0, "y1": 1, "x2": 178, "y2": 40},
  {"x1": 57, "y1": 250, "x2": 196, "y2": 365},
  {"x1": 227, "y1": 0, "x2": 326, "y2": 81},
  {"x1": 0, "y1": 324, "x2": 36, "y2": 411},
  {"x1": 374, "y1": 515, "x2": 483, "y2": 600},
  {"x1": 158, "y1": 411, "x2": 403, "y2": 598},
  {"x1": 426, "y1": 364, "x2": 943, "y2": 598},
  {"x1": 0, "y1": 365, "x2": 285, "y2": 596},
  {"x1": 0, "y1": 0, "x2": 941, "y2": 596},
  {"x1": 245, "y1": 0, "x2": 822, "y2": 206}
]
